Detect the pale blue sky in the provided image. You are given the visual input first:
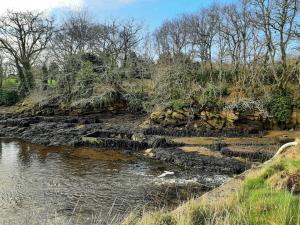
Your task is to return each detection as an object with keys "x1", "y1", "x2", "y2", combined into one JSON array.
[
  {"x1": 52, "y1": 0, "x2": 236, "y2": 30},
  {"x1": 1, "y1": 0, "x2": 236, "y2": 30}
]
